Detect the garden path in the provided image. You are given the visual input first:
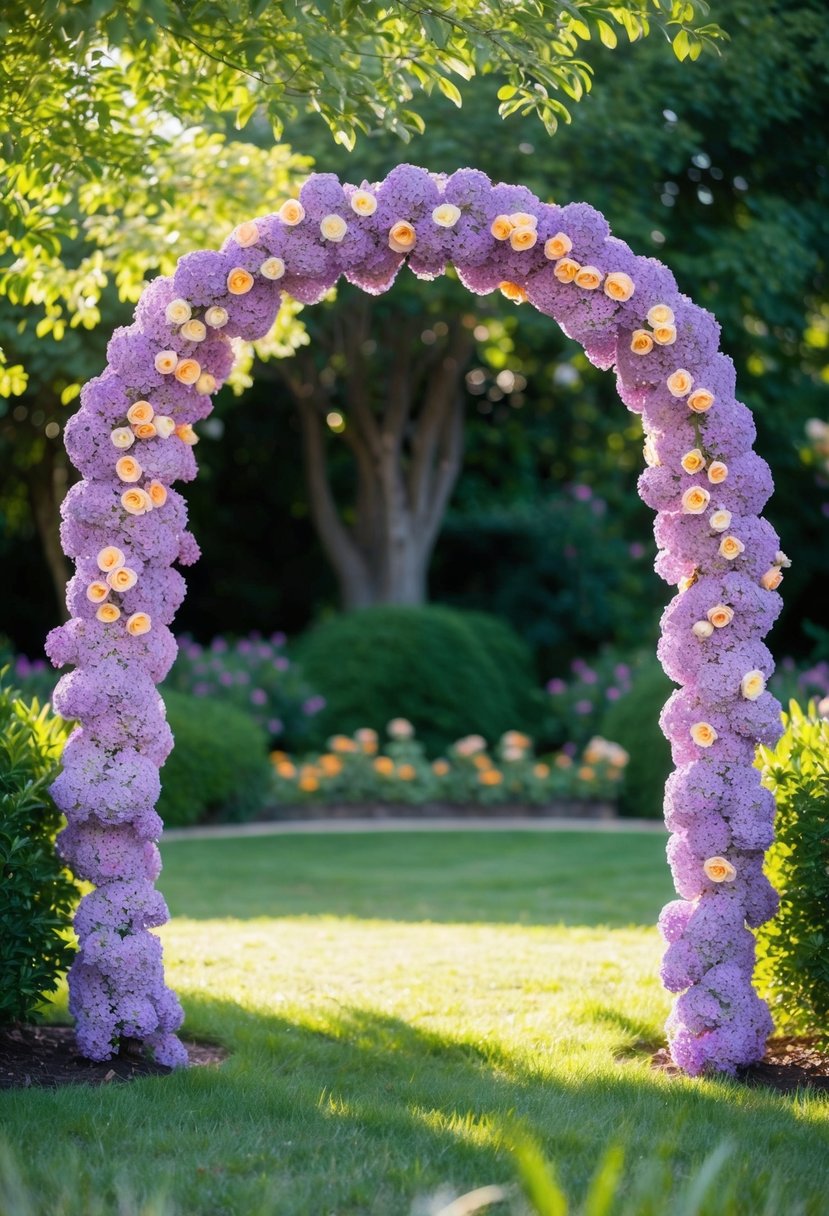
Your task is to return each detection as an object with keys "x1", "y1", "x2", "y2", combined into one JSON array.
[{"x1": 162, "y1": 815, "x2": 666, "y2": 842}]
